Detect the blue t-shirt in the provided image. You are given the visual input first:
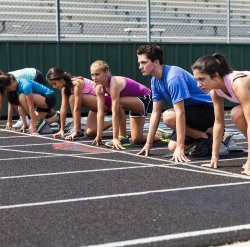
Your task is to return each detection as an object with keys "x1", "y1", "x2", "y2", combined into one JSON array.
[
  {"x1": 17, "y1": 78, "x2": 54, "y2": 96},
  {"x1": 151, "y1": 65, "x2": 213, "y2": 107}
]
